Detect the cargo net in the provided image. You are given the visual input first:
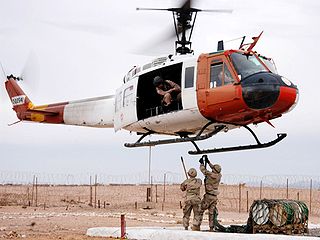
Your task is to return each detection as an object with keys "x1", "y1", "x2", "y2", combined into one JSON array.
[{"x1": 214, "y1": 199, "x2": 309, "y2": 235}]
